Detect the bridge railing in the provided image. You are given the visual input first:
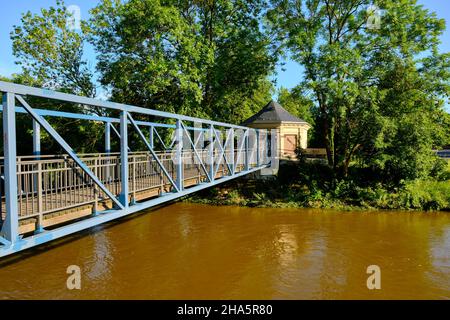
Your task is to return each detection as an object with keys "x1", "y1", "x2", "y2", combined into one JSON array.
[
  {"x1": 0, "y1": 81, "x2": 272, "y2": 255},
  {"x1": 0, "y1": 150, "x2": 248, "y2": 226}
]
